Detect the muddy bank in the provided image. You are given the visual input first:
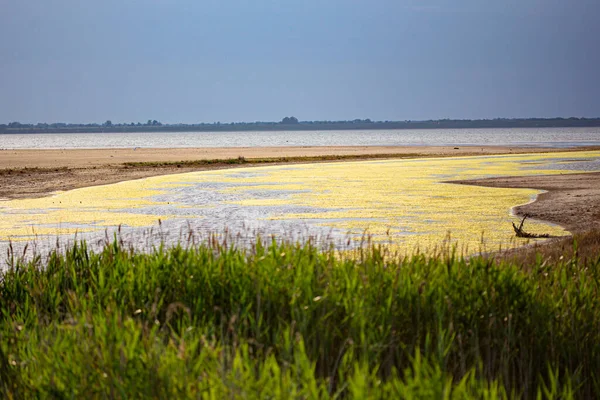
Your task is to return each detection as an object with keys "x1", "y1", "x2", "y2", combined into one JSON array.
[{"x1": 453, "y1": 172, "x2": 600, "y2": 235}]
